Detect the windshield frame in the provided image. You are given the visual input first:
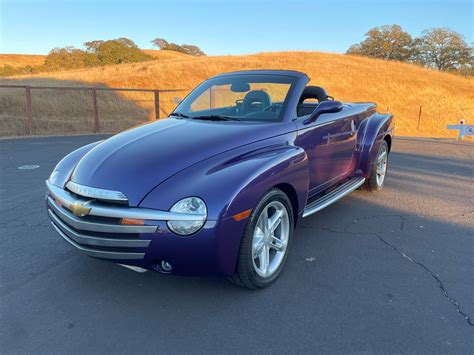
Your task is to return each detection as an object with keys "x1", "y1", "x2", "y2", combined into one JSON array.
[{"x1": 172, "y1": 73, "x2": 300, "y2": 123}]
